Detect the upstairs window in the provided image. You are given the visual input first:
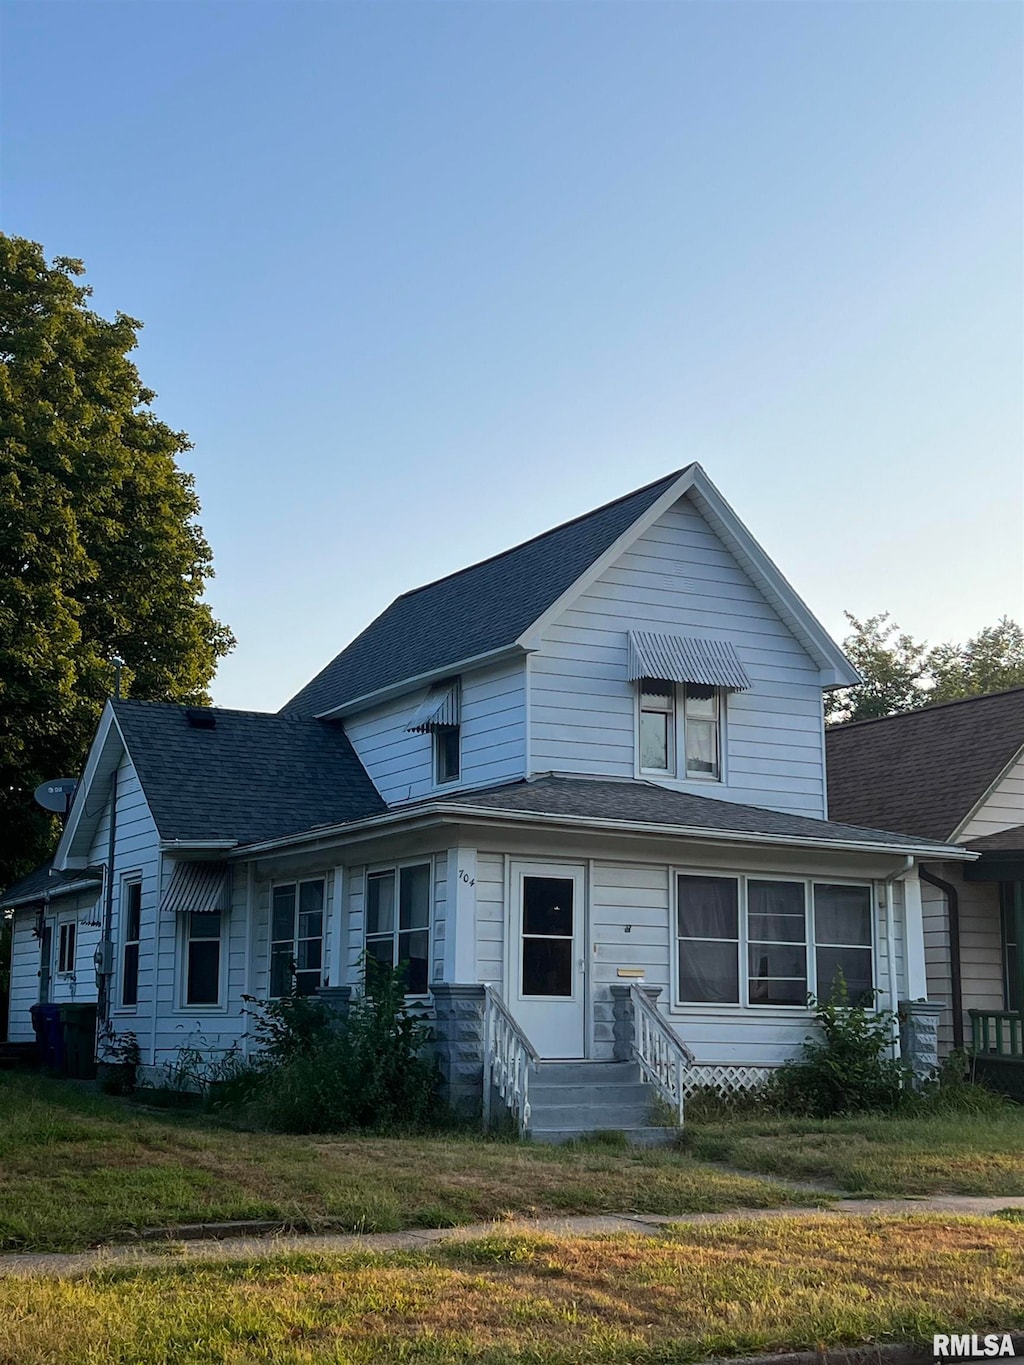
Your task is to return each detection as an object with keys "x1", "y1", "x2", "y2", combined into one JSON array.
[
  {"x1": 407, "y1": 678, "x2": 461, "y2": 787},
  {"x1": 639, "y1": 679, "x2": 675, "y2": 773},
  {"x1": 271, "y1": 879, "x2": 325, "y2": 998},
  {"x1": 121, "y1": 879, "x2": 142, "y2": 1007},
  {"x1": 434, "y1": 726, "x2": 460, "y2": 784},
  {"x1": 683, "y1": 684, "x2": 720, "y2": 779}
]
